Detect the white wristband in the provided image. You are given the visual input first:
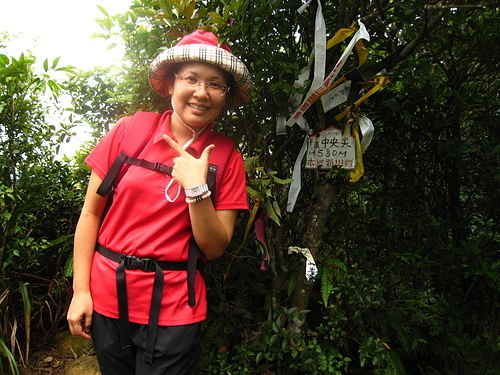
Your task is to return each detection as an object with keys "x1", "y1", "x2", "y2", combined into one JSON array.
[{"x1": 184, "y1": 183, "x2": 209, "y2": 198}]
